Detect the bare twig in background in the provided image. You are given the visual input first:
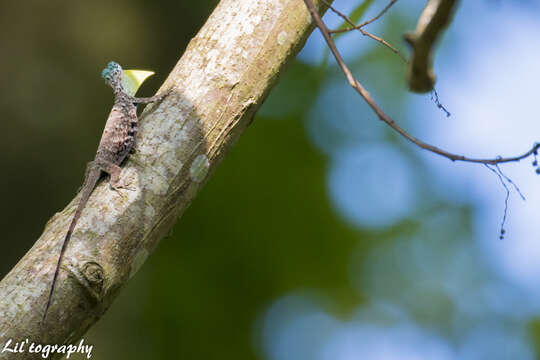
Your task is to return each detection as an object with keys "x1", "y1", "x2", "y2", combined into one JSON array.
[
  {"x1": 403, "y1": 0, "x2": 459, "y2": 92},
  {"x1": 494, "y1": 164, "x2": 526, "y2": 201},
  {"x1": 303, "y1": 0, "x2": 540, "y2": 165},
  {"x1": 358, "y1": 0, "x2": 399, "y2": 28},
  {"x1": 321, "y1": 0, "x2": 407, "y2": 62},
  {"x1": 484, "y1": 163, "x2": 527, "y2": 239},
  {"x1": 329, "y1": 0, "x2": 399, "y2": 34},
  {"x1": 305, "y1": 0, "x2": 539, "y2": 239},
  {"x1": 323, "y1": 0, "x2": 452, "y2": 116},
  {"x1": 484, "y1": 164, "x2": 511, "y2": 239}
]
